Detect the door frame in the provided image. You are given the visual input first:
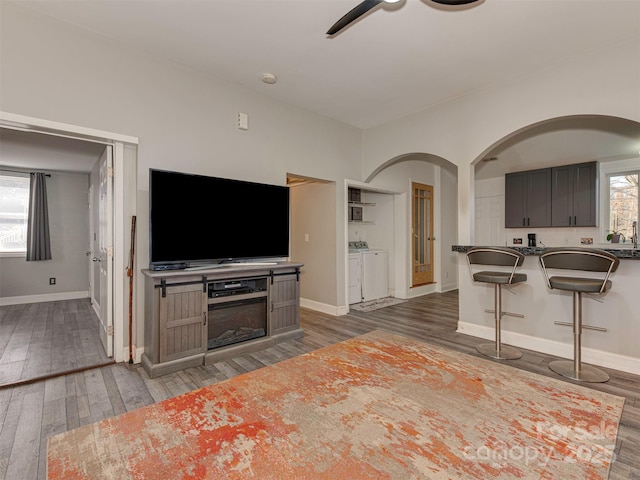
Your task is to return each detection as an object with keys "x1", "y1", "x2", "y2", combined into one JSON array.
[
  {"x1": 0, "y1": 111, "x2": 138, "y2": 363},
  {"x1": 343, "y1": 180, "x2": 400, "y2": 313},
  {"x1": 411, "y1": 182, "x2": 434, "y2": 287}
]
